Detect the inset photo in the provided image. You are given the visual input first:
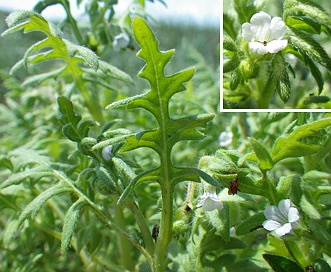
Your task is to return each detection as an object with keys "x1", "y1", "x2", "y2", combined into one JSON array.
[{"x1": 223, "y1": 0, "x2": 331, "y2": 109}]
